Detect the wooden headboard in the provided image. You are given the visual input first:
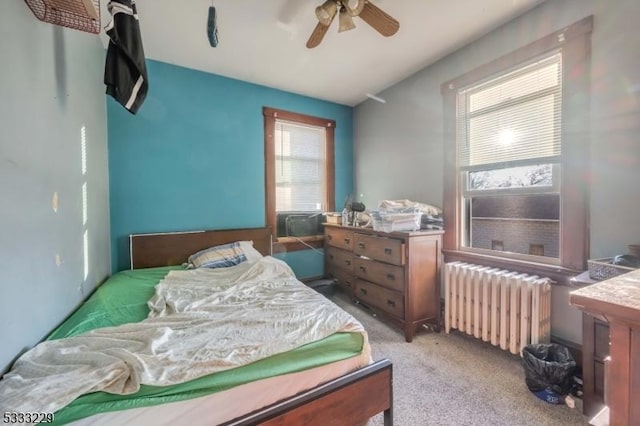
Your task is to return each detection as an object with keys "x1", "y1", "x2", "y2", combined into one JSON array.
[{"x1": 129, "y1": 227, "x2": 272, "y2": 269}]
